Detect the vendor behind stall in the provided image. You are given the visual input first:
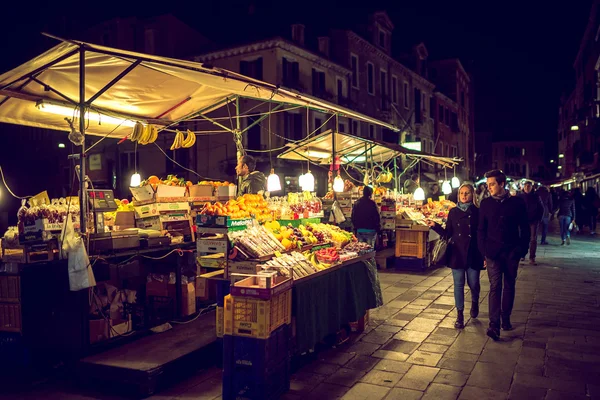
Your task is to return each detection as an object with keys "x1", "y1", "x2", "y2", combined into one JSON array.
[
  {"x1": 235, "y1": 155, "x2": 266, "y2": 196},
  {"x1": 351, "y1": 186, "x2": 381, "y2": 247},
  {"x1": 428, "y1": 183, "x2": 441, "y2": 202}
]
